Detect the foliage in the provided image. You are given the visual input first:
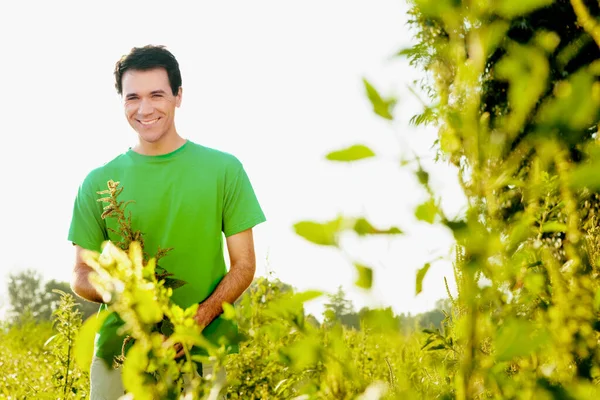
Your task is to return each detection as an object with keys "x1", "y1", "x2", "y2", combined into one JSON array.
[
  {"x1": 1, "y1": 276, "x2": 453, "y2": 399},
  {"x1": 0, "y1": 291, "x2": 89, "y2": 399},
  {"x1": 6, "y1": 269, "x2": 98, "y2": 323},
  {"x1": 9, "y1": 1, "x2": 600, "y2": 398}
]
